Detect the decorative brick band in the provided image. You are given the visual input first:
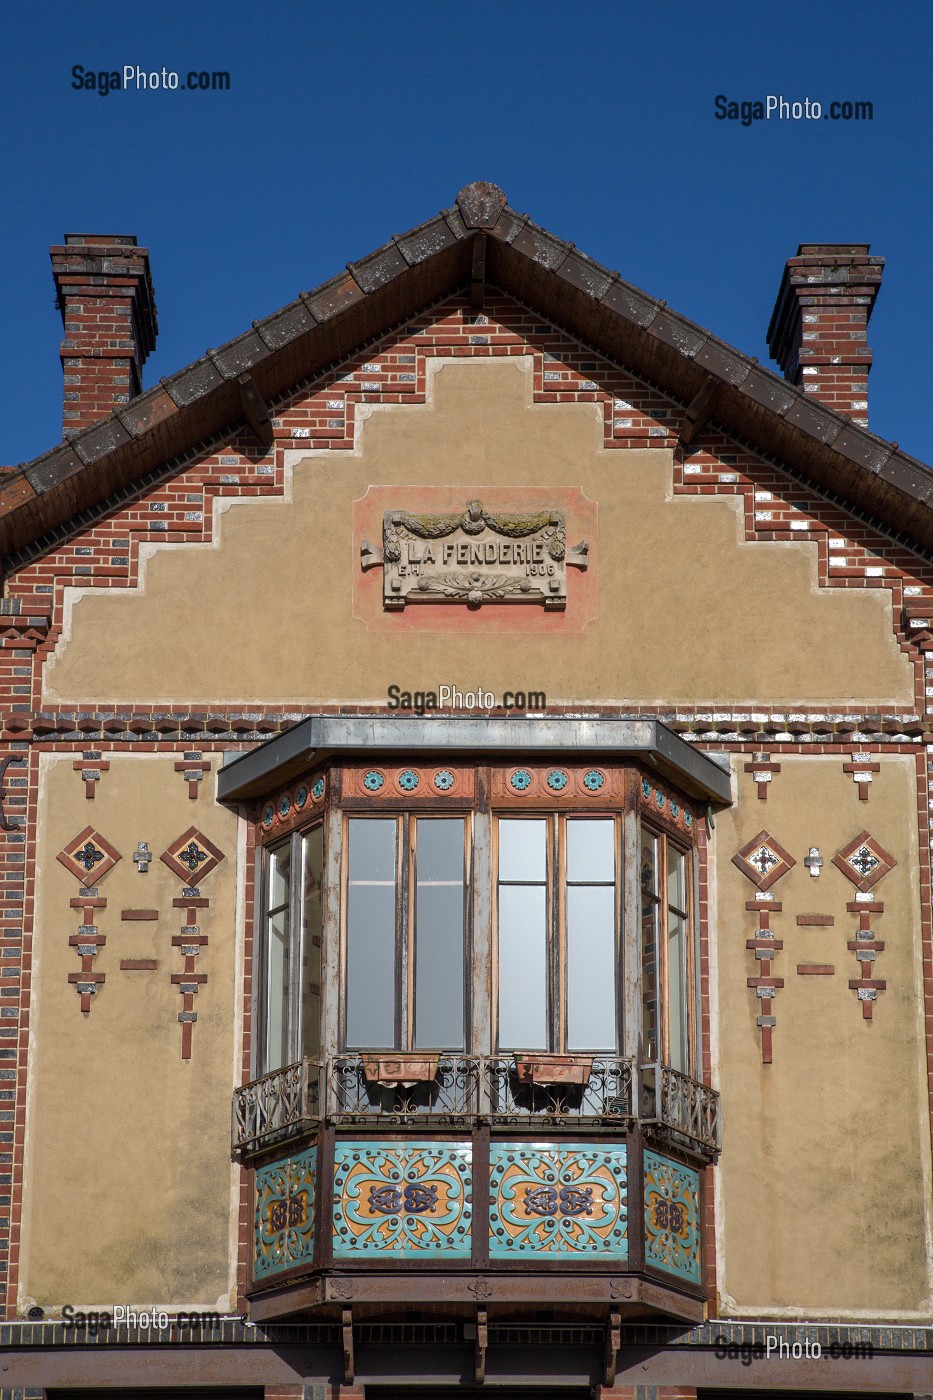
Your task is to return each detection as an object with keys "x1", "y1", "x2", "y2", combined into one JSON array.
[{"x1": 0, "y1": 708, "x2": 930, "y2": 746}]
